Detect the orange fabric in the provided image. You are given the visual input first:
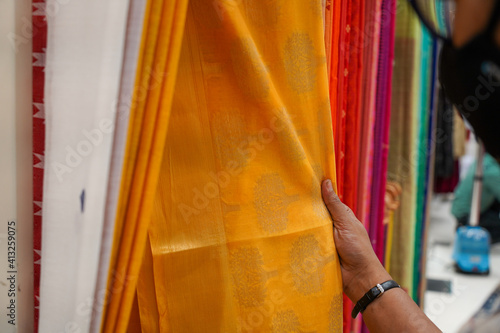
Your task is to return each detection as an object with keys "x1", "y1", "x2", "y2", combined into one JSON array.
[
  {"x1": 102, "y1": 0, "x2": 190, "y2": 331},
  {"x1": 325, "y1": 1, "x2": 345, "y2": 187},
  {"x1": 127, "y1": 293, "x2": 142, "y2": 332},
  {"x1": 134, "y1": 0, "x2": 343, "y2": 331},
  {"x1": 343, "y1": 0, "x2": 365, "y2": 215}
]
